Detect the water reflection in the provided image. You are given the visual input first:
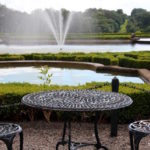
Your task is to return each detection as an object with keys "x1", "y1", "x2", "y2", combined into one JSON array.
[
  {"x1": 0, "y1": 67, "x2": 144, "y2": 85},
  {"x1": 0, "y1": 44, "x2": 150, "y2": 54}
]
